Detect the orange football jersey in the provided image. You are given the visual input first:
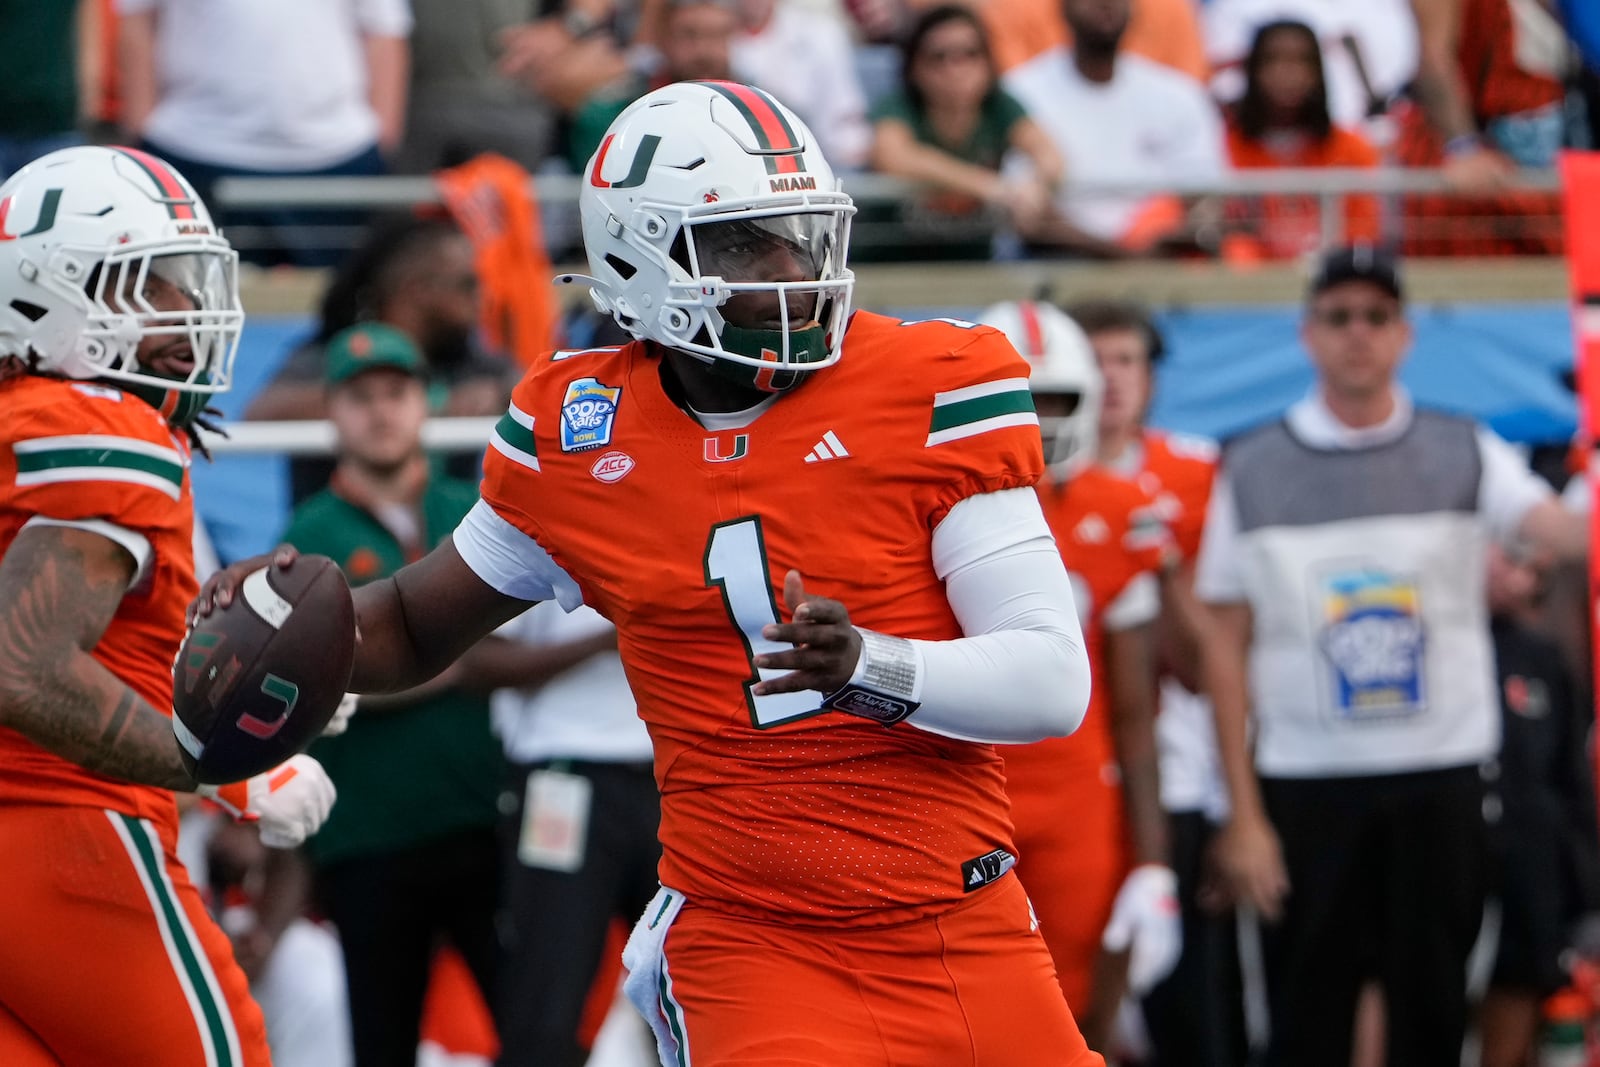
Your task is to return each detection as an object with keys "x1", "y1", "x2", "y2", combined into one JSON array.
[
  {"x1": 1005, "y1": 467, "x2": 1169, "y2": 786},
  {"x1": 479, "y1": 311, "x2": 1044, "y2": 924},
  {"x1": 1136, "y1": 429, "x2": 1217, "y2": 562},
  {"x1": 0, "y1": 375, "x2": 196, "y2": 833}
]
